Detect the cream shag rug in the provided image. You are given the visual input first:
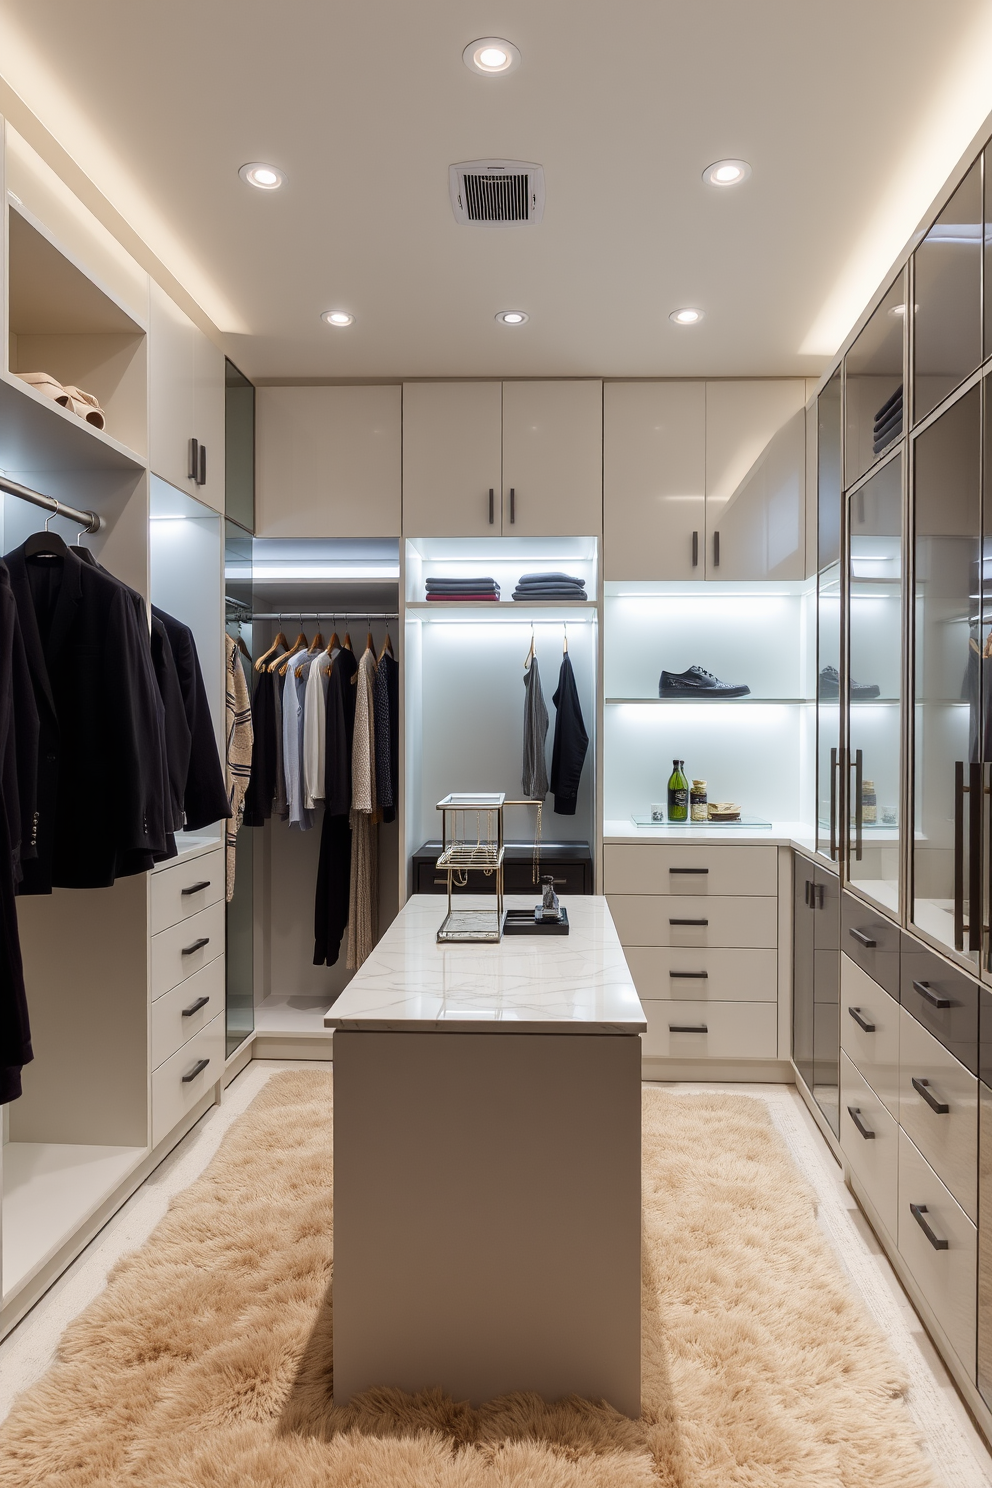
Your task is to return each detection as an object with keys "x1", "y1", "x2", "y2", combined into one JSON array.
[{"x1": 0, "y1": 1071, "x2": 937, "y2": 1487}]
